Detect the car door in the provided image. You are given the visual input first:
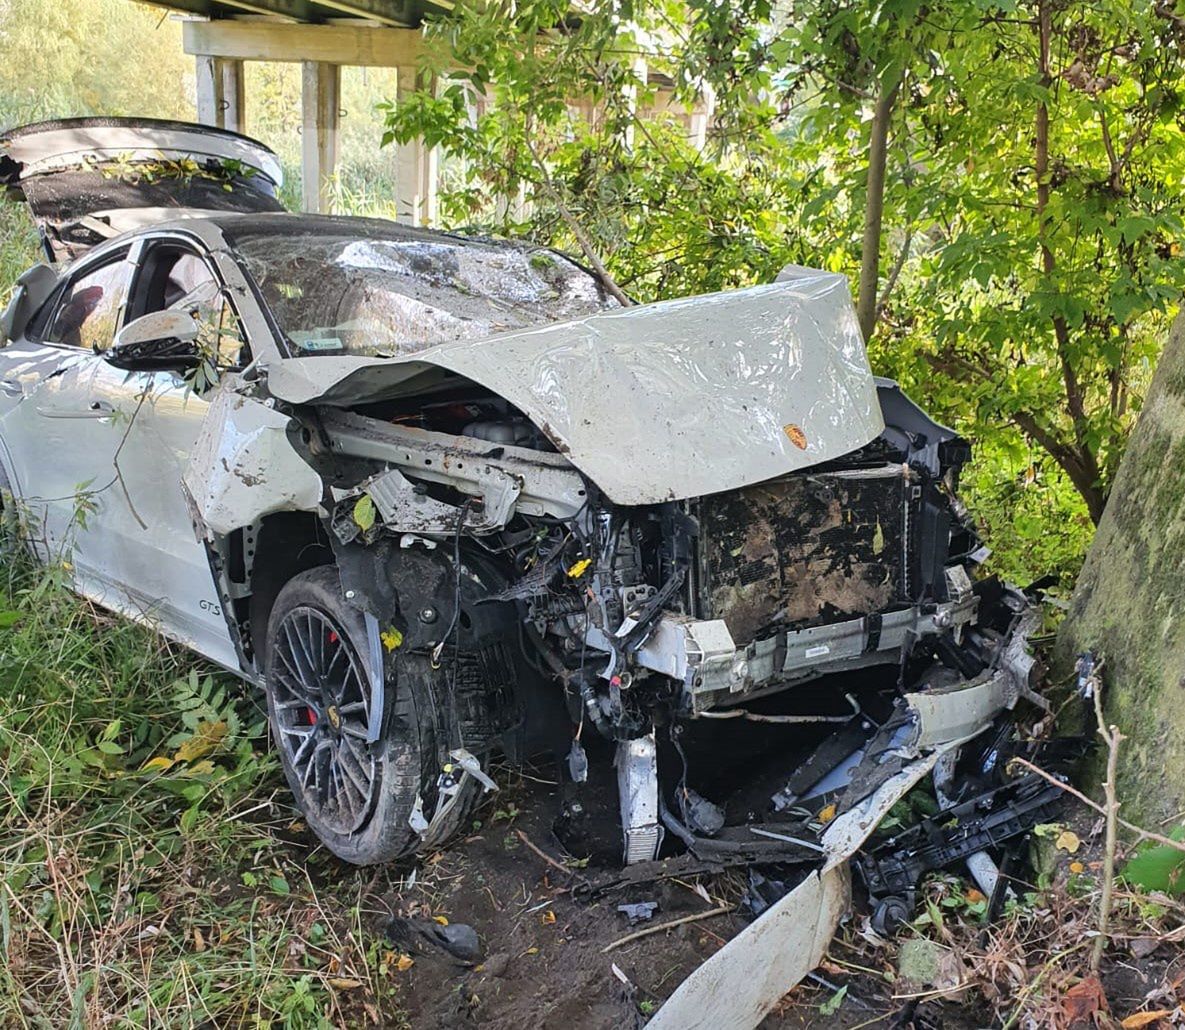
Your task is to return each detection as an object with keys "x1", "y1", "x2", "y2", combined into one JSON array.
[
  {"x1": 83, "y1": 236, "x2": 246, "y2": 669},
  {"x1": 0, "y1": 246, "x2": 135, "y2": 585},
  {"x1": 0, "y1": 237, "x2": 242, "y2": 670}
]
